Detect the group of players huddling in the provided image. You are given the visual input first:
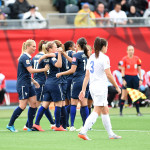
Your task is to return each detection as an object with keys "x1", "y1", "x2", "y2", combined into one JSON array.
[{"x1": 6, "y1": 37, "x2": 122, "y2": 140}]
